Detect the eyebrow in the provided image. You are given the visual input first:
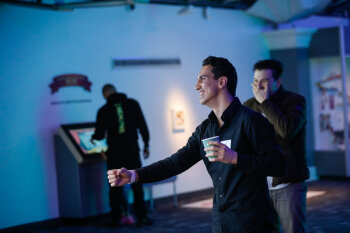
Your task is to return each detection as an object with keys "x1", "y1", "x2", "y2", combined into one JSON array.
[
  {"x1": 198, "y1": 75, "x2": 208, "y2": 80},
  {"x1": 254, "y1": 78, "x2": 271, "y2": 81}
]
